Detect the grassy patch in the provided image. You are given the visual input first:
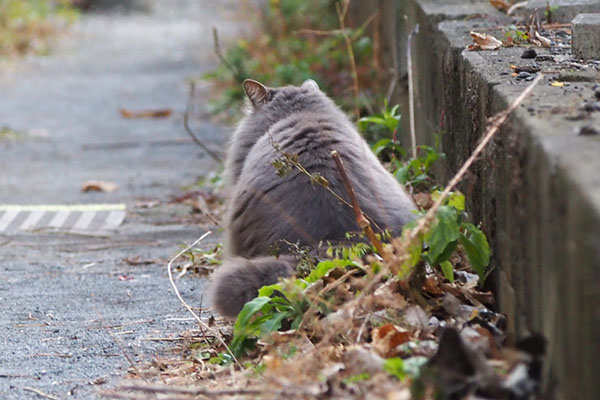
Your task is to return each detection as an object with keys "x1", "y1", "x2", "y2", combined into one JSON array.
[{"x1": 0, "y1": 0, "x2": 78, "y2": 57}]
